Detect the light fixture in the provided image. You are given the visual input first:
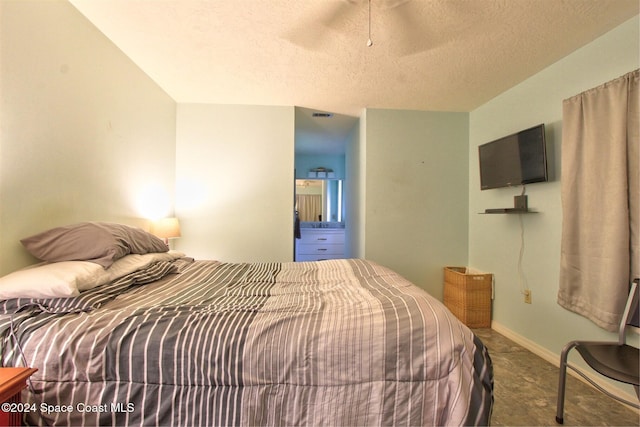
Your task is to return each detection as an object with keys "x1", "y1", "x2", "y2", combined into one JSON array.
[
  {"x1": 151, "y1": 217, "x2": 181, "y2": 246},
  {"x1": 308, "y1": 167, "x2": 335, "y2": 179}
]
